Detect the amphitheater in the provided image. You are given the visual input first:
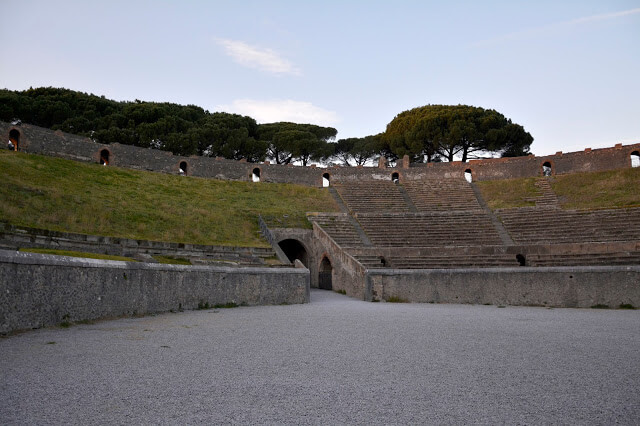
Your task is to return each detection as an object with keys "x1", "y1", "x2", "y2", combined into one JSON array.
[{"x1": 1, "y1": 121, "x2": 640, "y2": 333}]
